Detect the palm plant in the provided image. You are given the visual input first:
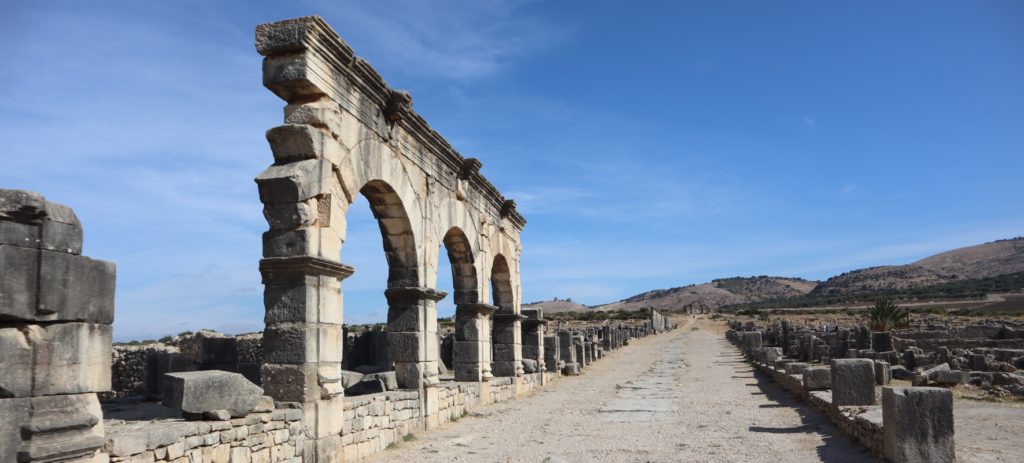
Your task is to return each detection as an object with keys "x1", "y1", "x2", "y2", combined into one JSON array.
[{"x1": 867, "y1": 298, "x2": 910, "y2": 331}]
